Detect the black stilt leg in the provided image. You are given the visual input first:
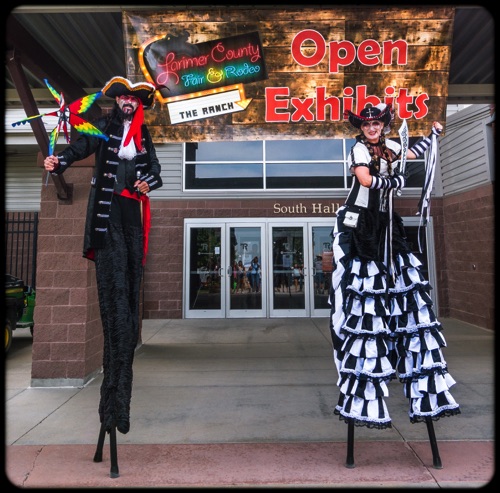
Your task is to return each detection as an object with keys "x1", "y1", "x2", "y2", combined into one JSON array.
[
  {"x1": 93, "y1": 422, "x2": 120, "y2": 478},
  {"x1": 109, "y1": 424, "x2": 119, "y2": 478},
  {"x1": 345, "y1": 418, "x2": 355, "y2": 468},
  {"x1": 93, "y1": 423, "x2": 106, "y2": 463},
  {"x1": 425, "y1": 417, "x2": 443, "y2": 469}
]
